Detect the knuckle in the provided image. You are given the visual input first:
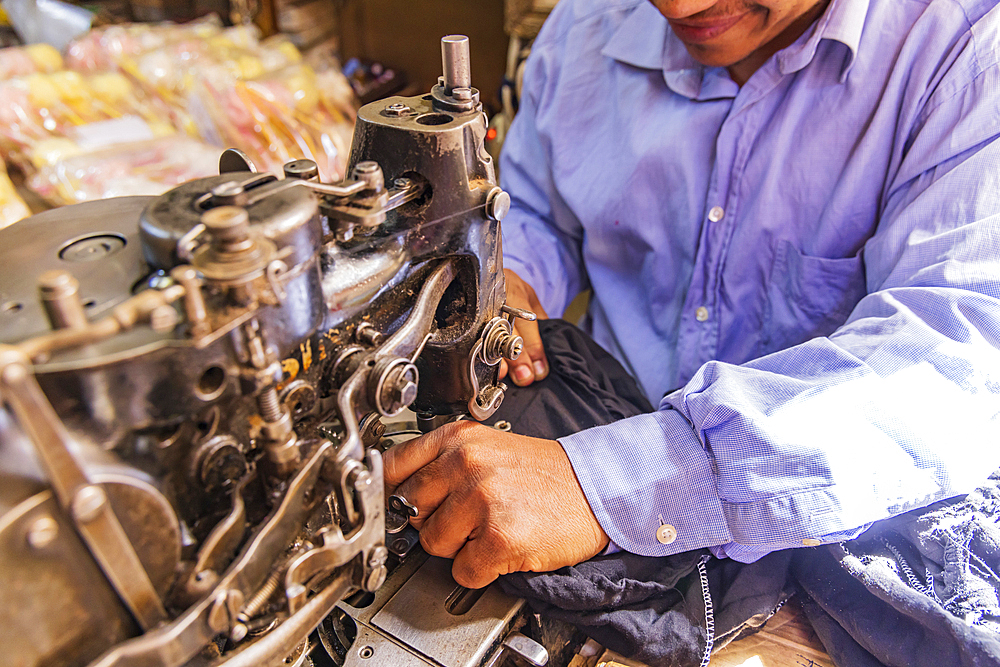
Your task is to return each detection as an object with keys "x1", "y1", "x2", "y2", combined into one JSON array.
[
  {"x1": 419, "y1": 530, "x2": 447, "y2": 557},
  {"x1": 453, "y1": 559, "x2": 489, "y2": 589},
  {"x1": 453, "y1": 443, "x2": 479, "y2": 472},
  {"x1": 468, "y1": 484, "x2": 491, "y2": 509}
]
